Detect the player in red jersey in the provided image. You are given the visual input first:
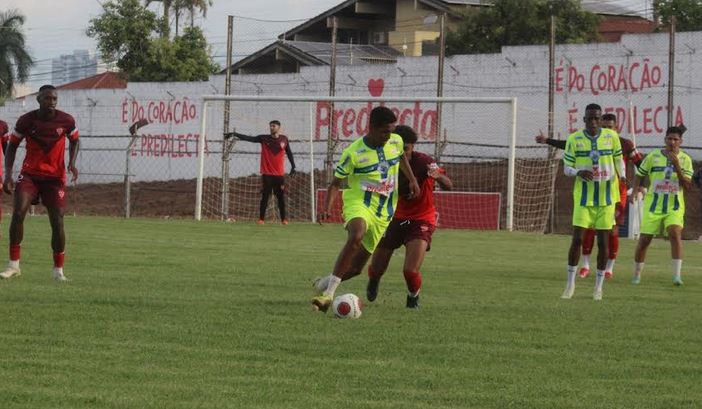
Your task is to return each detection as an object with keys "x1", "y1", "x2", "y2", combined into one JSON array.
[
  {"x1": 0, "y1": 119, "x2": 9, "y2": 154},
  {"x1": 536, "y1": 113, "x2": 642, "y2": 280},
  {"x1": 0, "y1": 85, "x2": 80, "y2": 281},
  {"x1": 365, "y1": 125, "x2": 453, "y2": 308},
  {"x1": 225, "y1": 120, "x2": 296, "y2": 224}
]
